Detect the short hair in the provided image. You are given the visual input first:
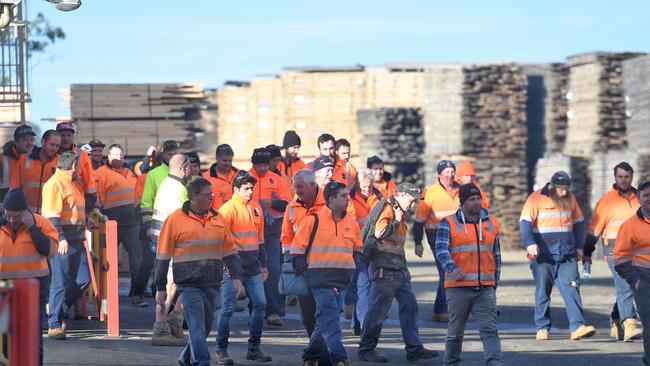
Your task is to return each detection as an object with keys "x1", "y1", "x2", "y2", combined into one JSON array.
[
  {"x1": 215, "y1": 144, "x2": 234, "y2": 158},
  {"x1": 108, "y1": 143, "x2": 123, "y2": 152},
  {"x1": 42, "y1": 129, "x2": 60, "y2": 142},
  {"x1": 639, "y1": 180, "x2": 650, "y2": 193},
  {"x1": 233, "y1": 170, "x2": 257, "y2": 189},
  {"x1": 57, "y1": 151, "x2": 77, "y2": 170},
  {"x1": 367, "y1": 155, "x2": 384, "y2": 169},
  {"x1": 187, "y1": 177, "x2": 212, "y2": 199},
  {"x1": 357, "y1": 168, "x2": 374, "y2": 182},
  {"x1": 614, "y1": 162, "x2": 634, "y2": 175},
  {"x1": 335, "y1": 138, "x2": 351, "y2": 150},
  {"x1": 317, "y1": 133, "x2": 335, "y2": 147},
  {"x1": 292, "y1": 169, "x2": 316, "y2": 185},
  {"x1": 324, "y1": 181, "x2": 347, "y2": 205}
]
